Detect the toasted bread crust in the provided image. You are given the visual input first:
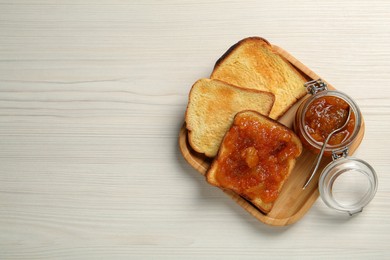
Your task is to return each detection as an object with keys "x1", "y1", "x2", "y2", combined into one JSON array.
[
  {"x1": 185, "y1": 79, "x2": 275, "y2": 157},
  {"x1": 206, "y1": 110, "x2": 302, "y2": 213},
  {"x1": 213, "y1": 37, "x2": 272, "y2": 71},
  {"x1": 211, "y1": 37, "x2": 307, "y2": 119}
]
